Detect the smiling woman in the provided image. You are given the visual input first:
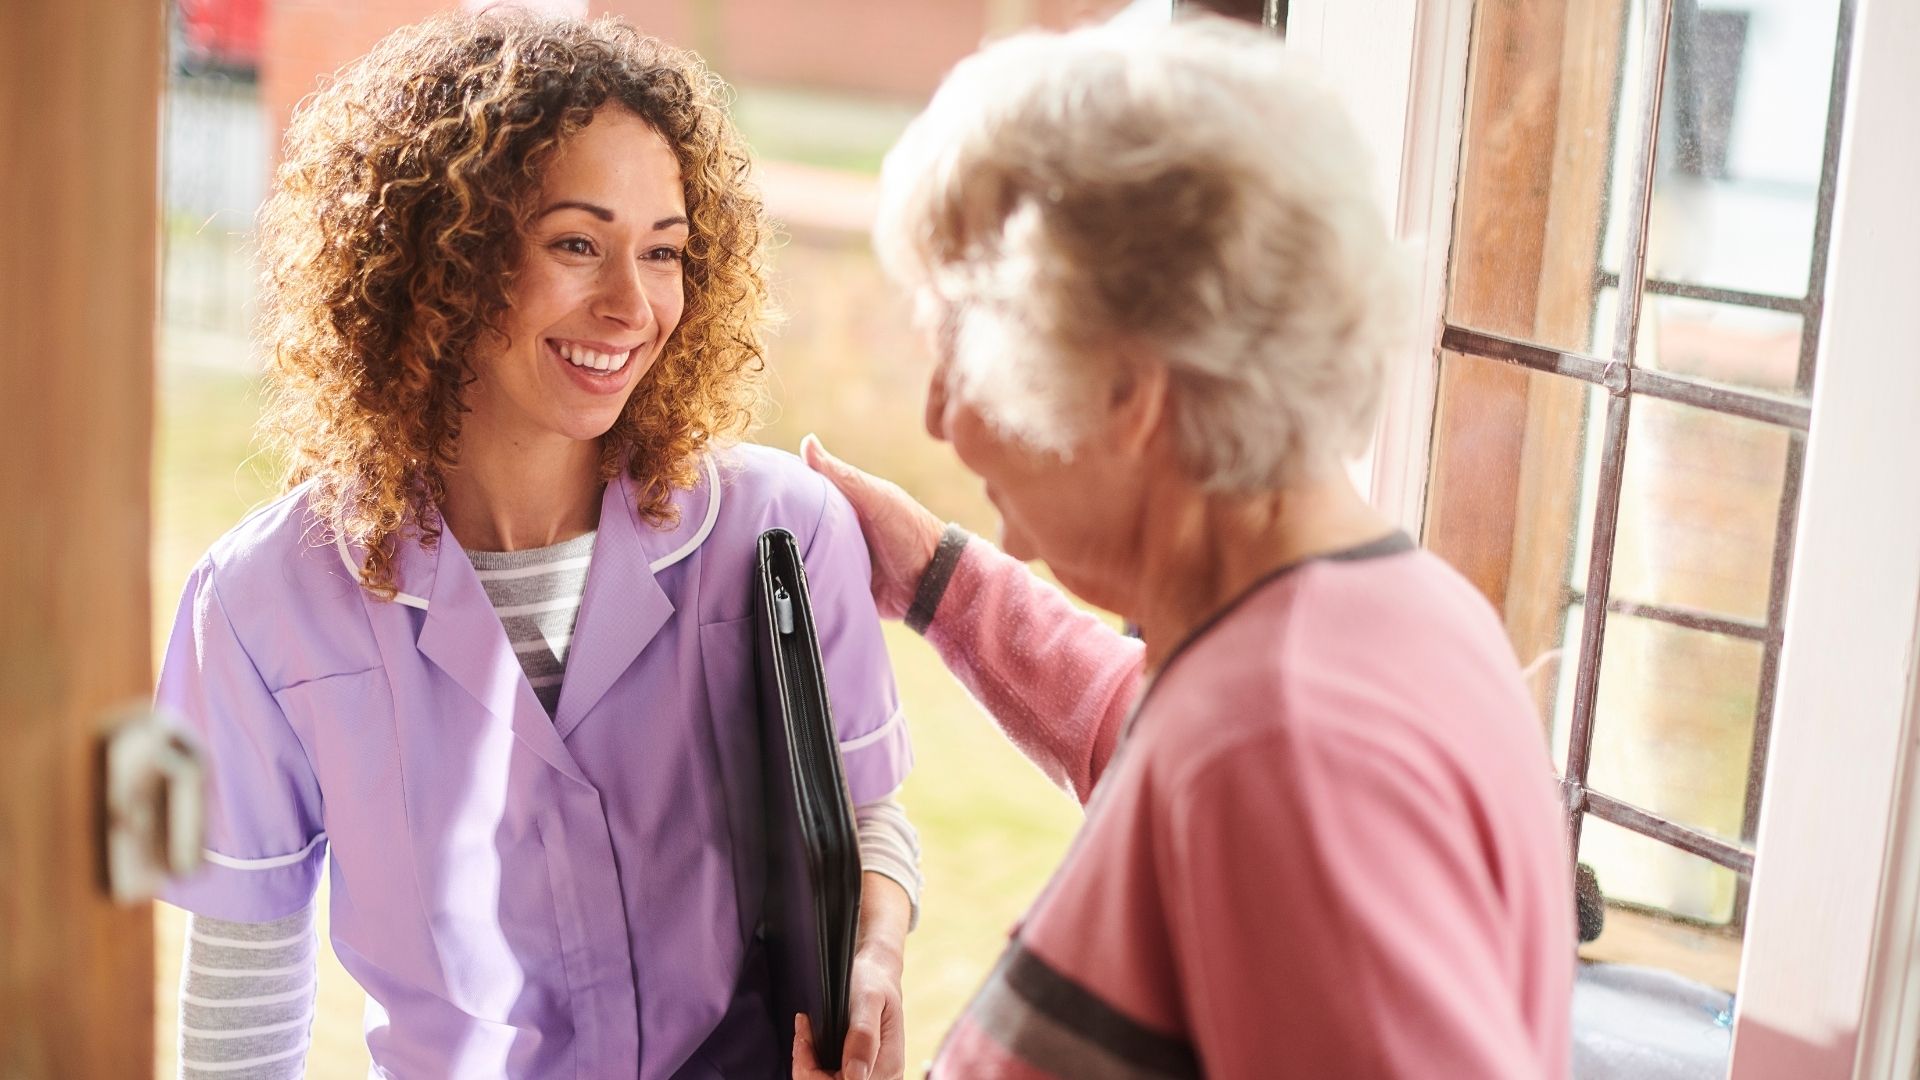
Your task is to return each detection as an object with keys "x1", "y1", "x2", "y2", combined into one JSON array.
[
  {"x1": 254, "y1": 16, "x2": 767, "y2": 586},
  {"x1": 155, "y1": 12, "x2": 920, "y2": 1080}
]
